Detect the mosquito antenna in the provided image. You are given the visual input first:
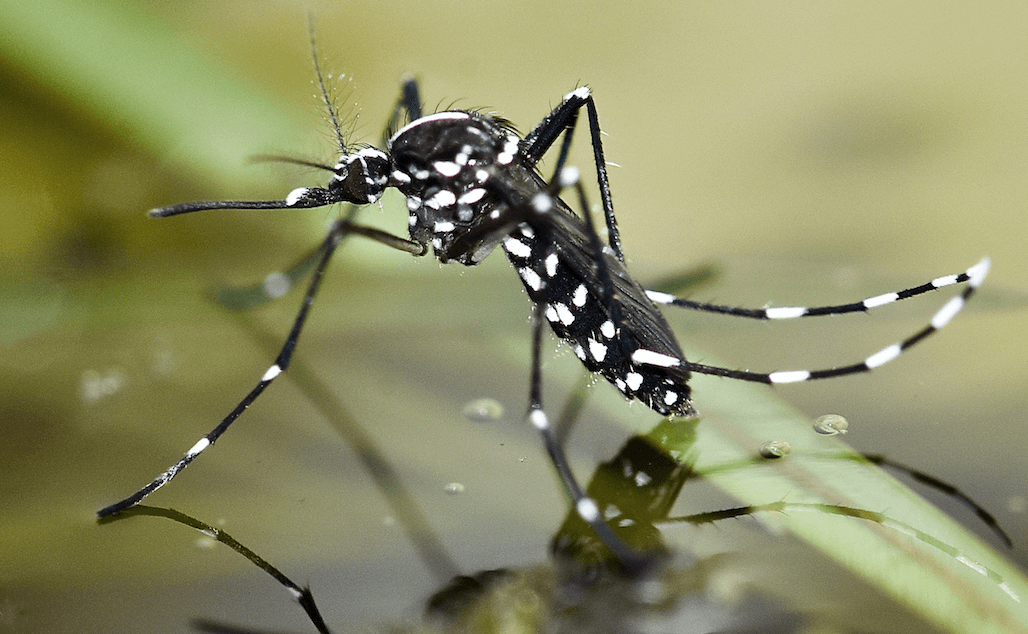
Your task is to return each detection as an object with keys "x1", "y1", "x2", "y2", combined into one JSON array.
[{"x1": 307, "y1": 15, "x2": 348, "y2": 155}]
